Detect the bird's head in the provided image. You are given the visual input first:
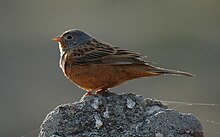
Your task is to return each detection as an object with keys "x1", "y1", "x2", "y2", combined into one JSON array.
[{"x1": 52, "y1": 29, "x2": 92, "y2": 51}]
